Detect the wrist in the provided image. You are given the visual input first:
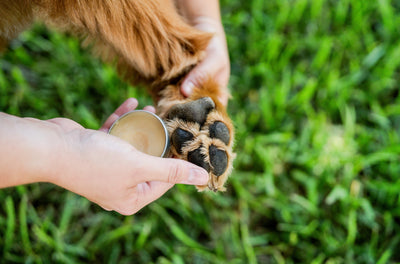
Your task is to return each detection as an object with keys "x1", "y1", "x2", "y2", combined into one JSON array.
[
  {"x1": 39, "y1": 118, "x2": 83, "y2": 187},
  {"x1": 0, "y1": 113, "x2": 69, "y2": 187},
  {"x1": 191, "y1": 16, "x2": 225, "y2": 34}
]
